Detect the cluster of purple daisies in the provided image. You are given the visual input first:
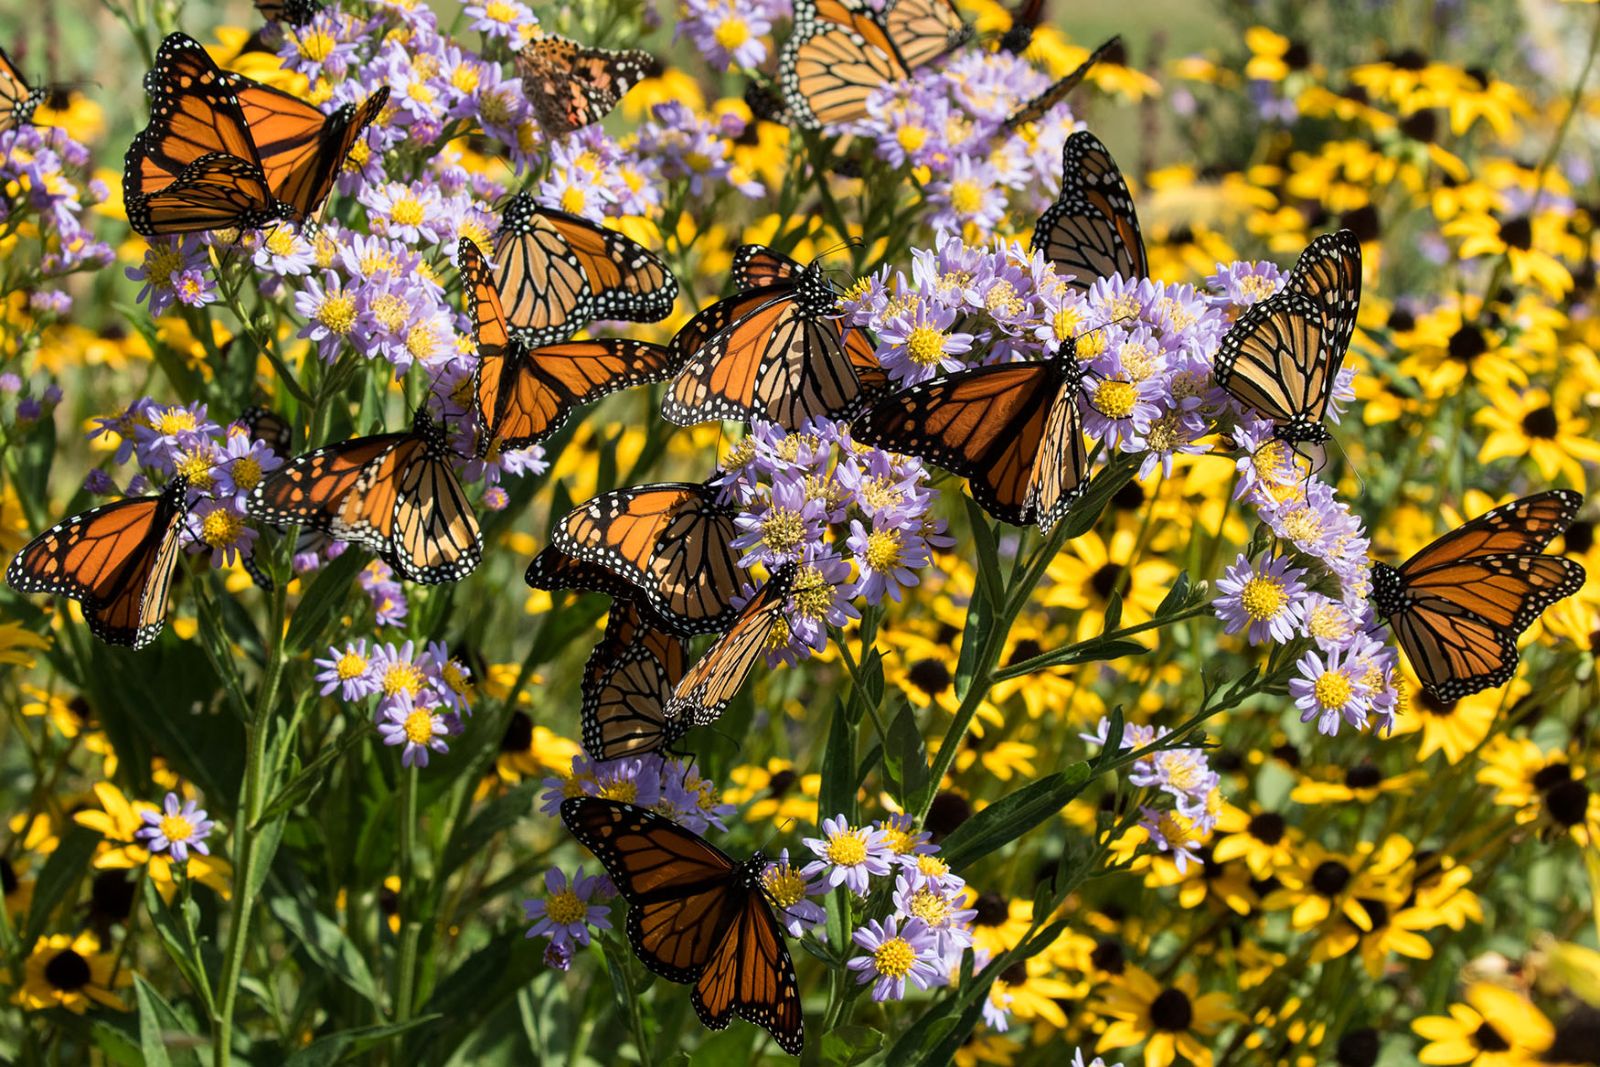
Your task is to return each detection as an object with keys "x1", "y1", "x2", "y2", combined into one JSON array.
[
  {"x1": 315, "y1": 638, "x2": 475, "y2": 768},
  {"x1": 714, "y1": 416, "x2": 954, "y2": 664},
  {"x1": 0, "y1": 123, "x2": 115, "y2": 308},
  {"x1": 1081, "y1": 716, "x2": 1223, "y2": 872}
]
